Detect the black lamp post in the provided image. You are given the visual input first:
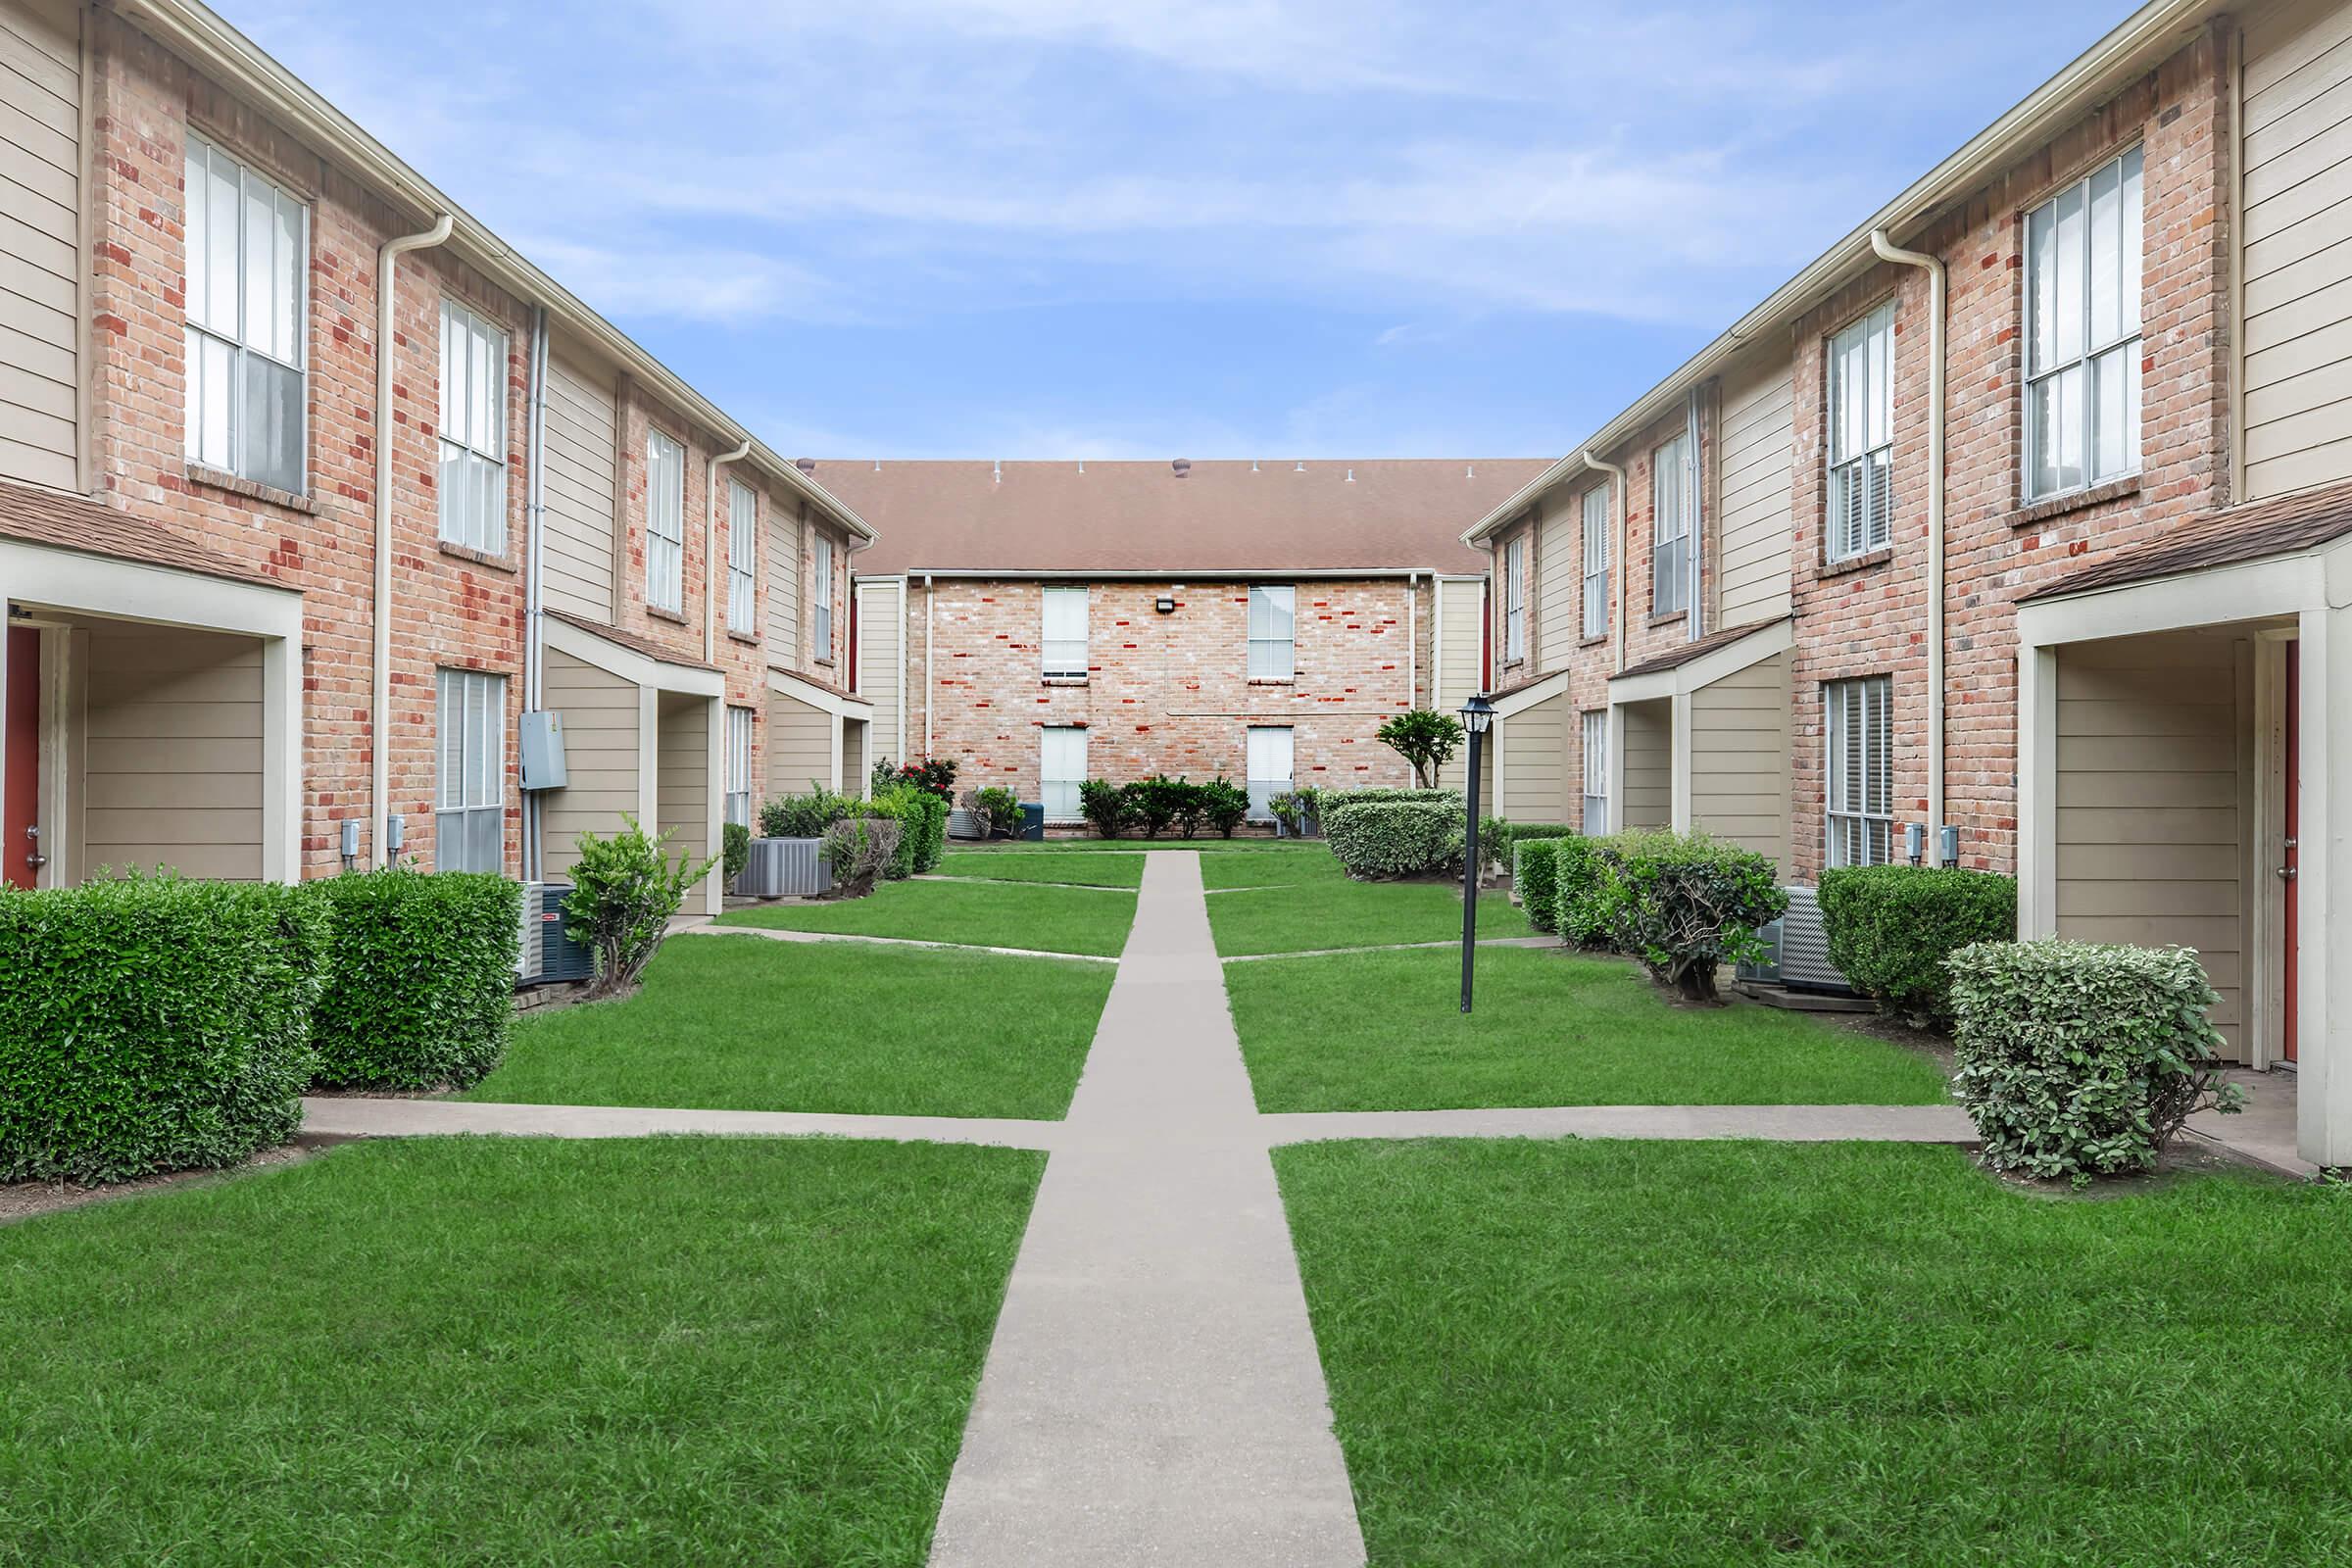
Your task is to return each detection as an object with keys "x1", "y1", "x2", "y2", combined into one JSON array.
[{"x1": 1458, "y1": 691, "x2": 1495, "y2": 1013}]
